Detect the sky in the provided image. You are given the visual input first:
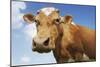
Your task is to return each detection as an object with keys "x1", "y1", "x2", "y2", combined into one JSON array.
[{"x1": 11, "y1": 1, "x2": 96, "y2": 66}]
